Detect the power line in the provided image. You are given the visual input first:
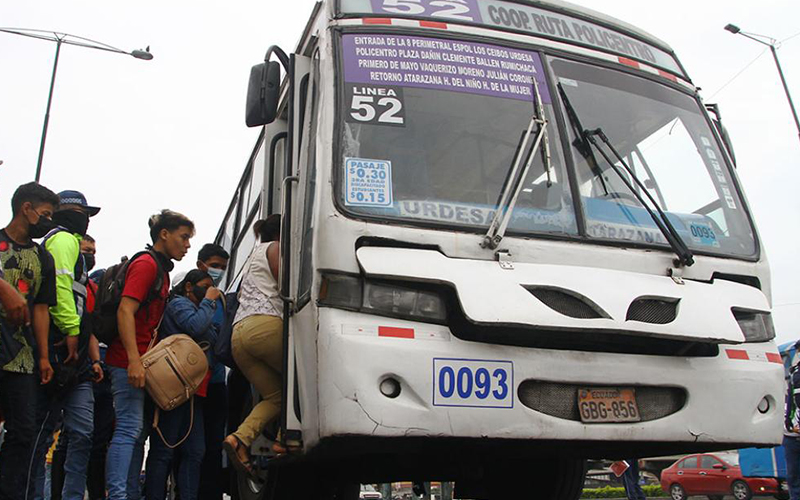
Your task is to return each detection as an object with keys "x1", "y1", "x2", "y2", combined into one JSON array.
[
  {"x1": 707, "y1": 48, "x2": 769, "y2": 100},
  {"x1": 781, "y1": 31, "x2": 800, "y2": 44}
]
